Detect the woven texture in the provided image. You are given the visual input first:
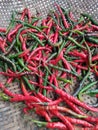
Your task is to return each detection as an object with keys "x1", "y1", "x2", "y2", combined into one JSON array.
[{"x1": 0, "y1": 0, "x2": 98, "y2": 130}]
